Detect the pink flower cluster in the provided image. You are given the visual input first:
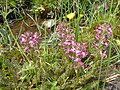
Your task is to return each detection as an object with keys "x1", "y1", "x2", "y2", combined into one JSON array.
[
  {"x1": 19, "y1": 31, "x2": 40, "y2": 52},
  {"x1": 93, "y1": 23, "x2": 112, "y2": 58},
  {"x1": 56, "y1": 22, "x2": 88, "y2": 68}
]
